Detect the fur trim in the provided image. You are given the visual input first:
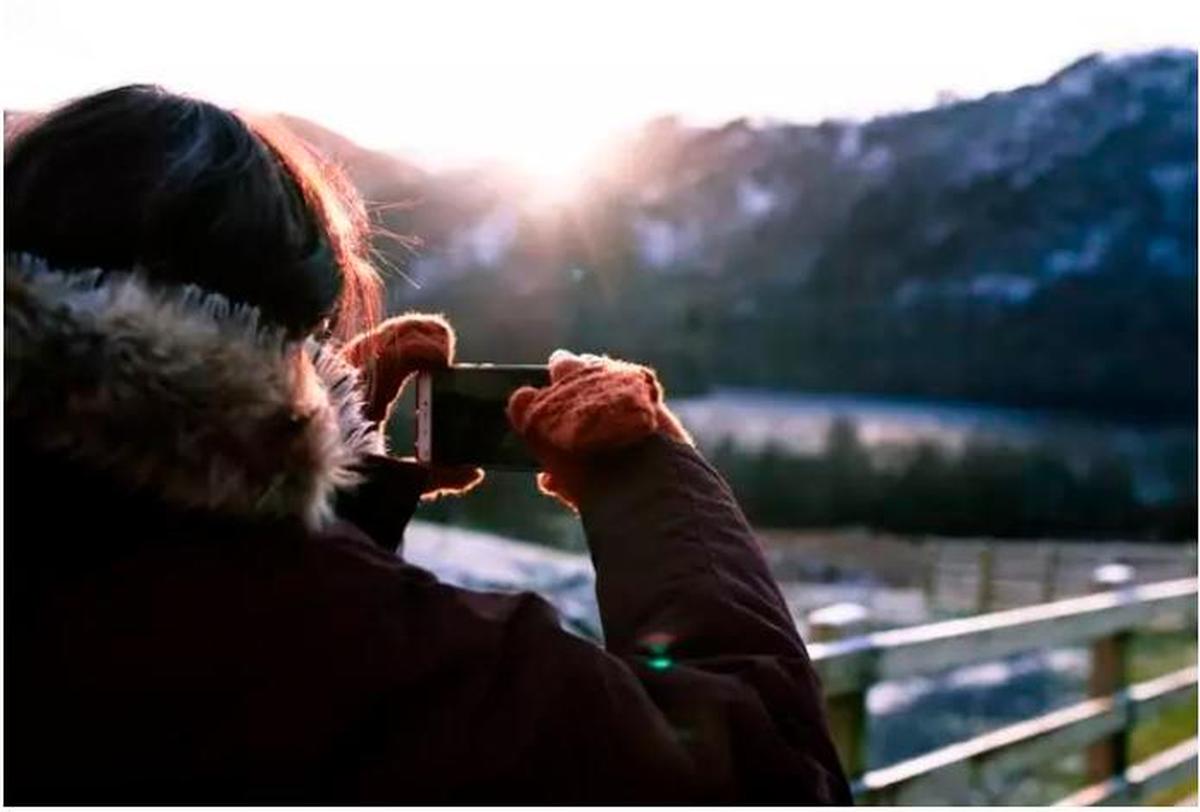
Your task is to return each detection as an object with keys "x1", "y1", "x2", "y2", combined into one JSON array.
[{"x1": 5, "y1": 258, "x2": 384, "y2": 529}]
